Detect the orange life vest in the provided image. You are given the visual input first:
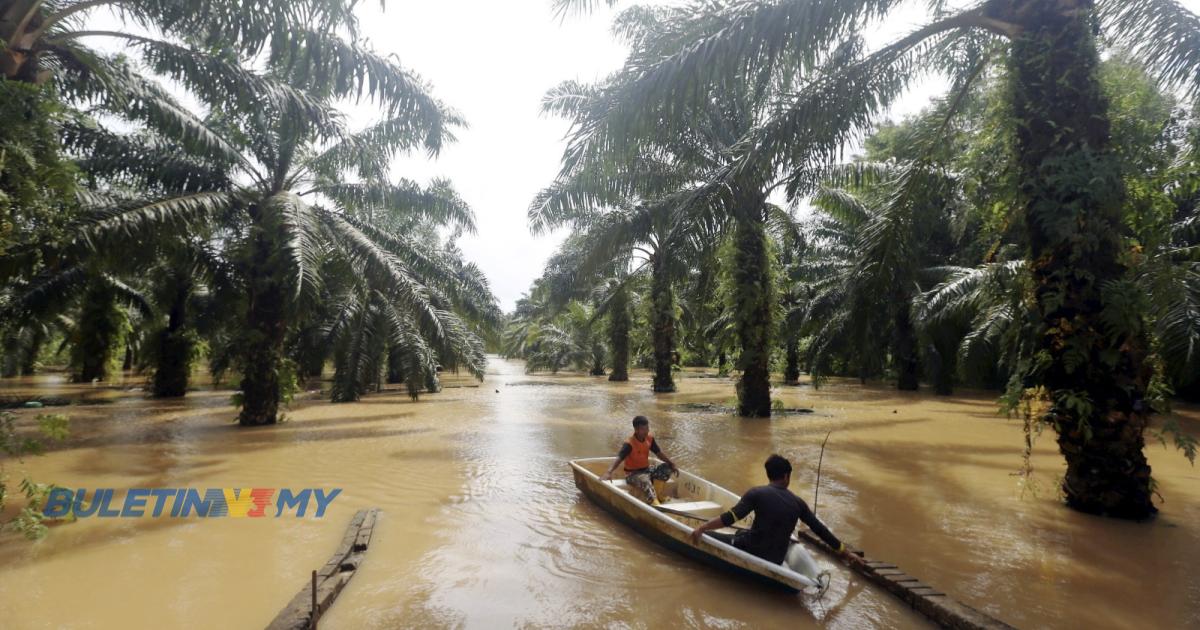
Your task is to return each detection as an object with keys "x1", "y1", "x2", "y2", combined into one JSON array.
[{"x1": 624, "y1": 433, "x2": 653, "y2": 471}]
